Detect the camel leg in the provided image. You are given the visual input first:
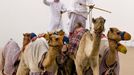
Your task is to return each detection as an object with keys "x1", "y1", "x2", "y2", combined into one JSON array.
[
  {"x1": 16, "y1": 54, "x2": 29, "y2": 75},
  {"x1": 54, "y1": 70, "x2": 58, "y2": 75},
  {"x1": 90, "y1": 56, "x2": 99, "y2": 75},
  {"x1": 75, "y1": 60, "x2": 83, "y2": 75},
  {"x1": 53, "y1": 62, "x2": 58, "y2": 75}
]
